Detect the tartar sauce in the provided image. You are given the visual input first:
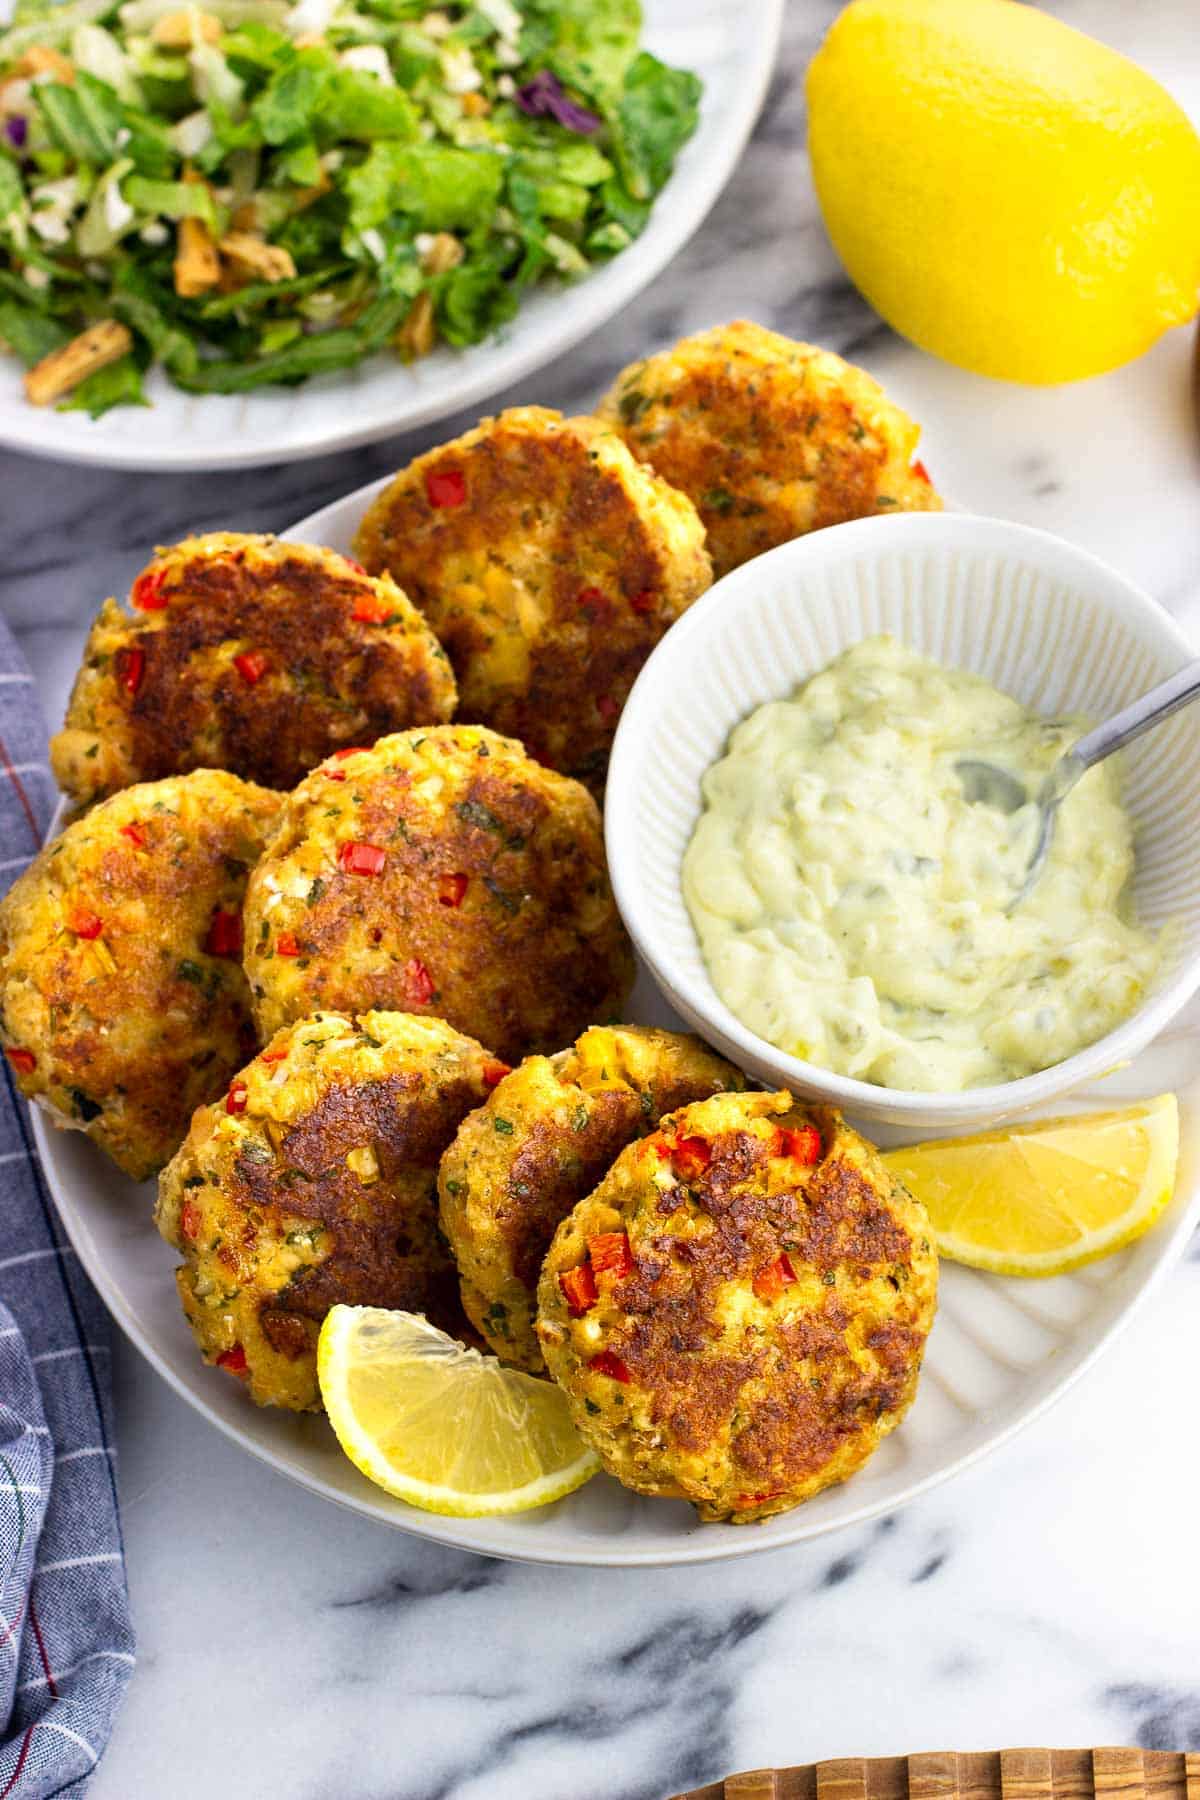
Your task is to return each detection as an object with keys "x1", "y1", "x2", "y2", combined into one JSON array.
[{"x1": 682, "y1": 637, "x2": 1162, "y2": 1091}]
